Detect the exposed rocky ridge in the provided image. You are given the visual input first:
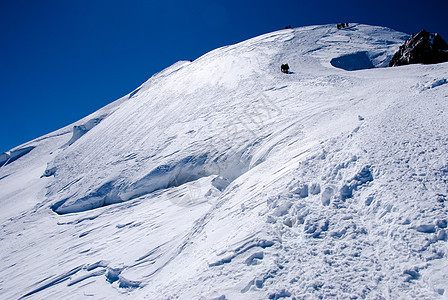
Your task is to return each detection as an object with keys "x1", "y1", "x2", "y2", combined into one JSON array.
[{"x1": 389, "y1": 29, "x2": 448, "y2": 66}]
